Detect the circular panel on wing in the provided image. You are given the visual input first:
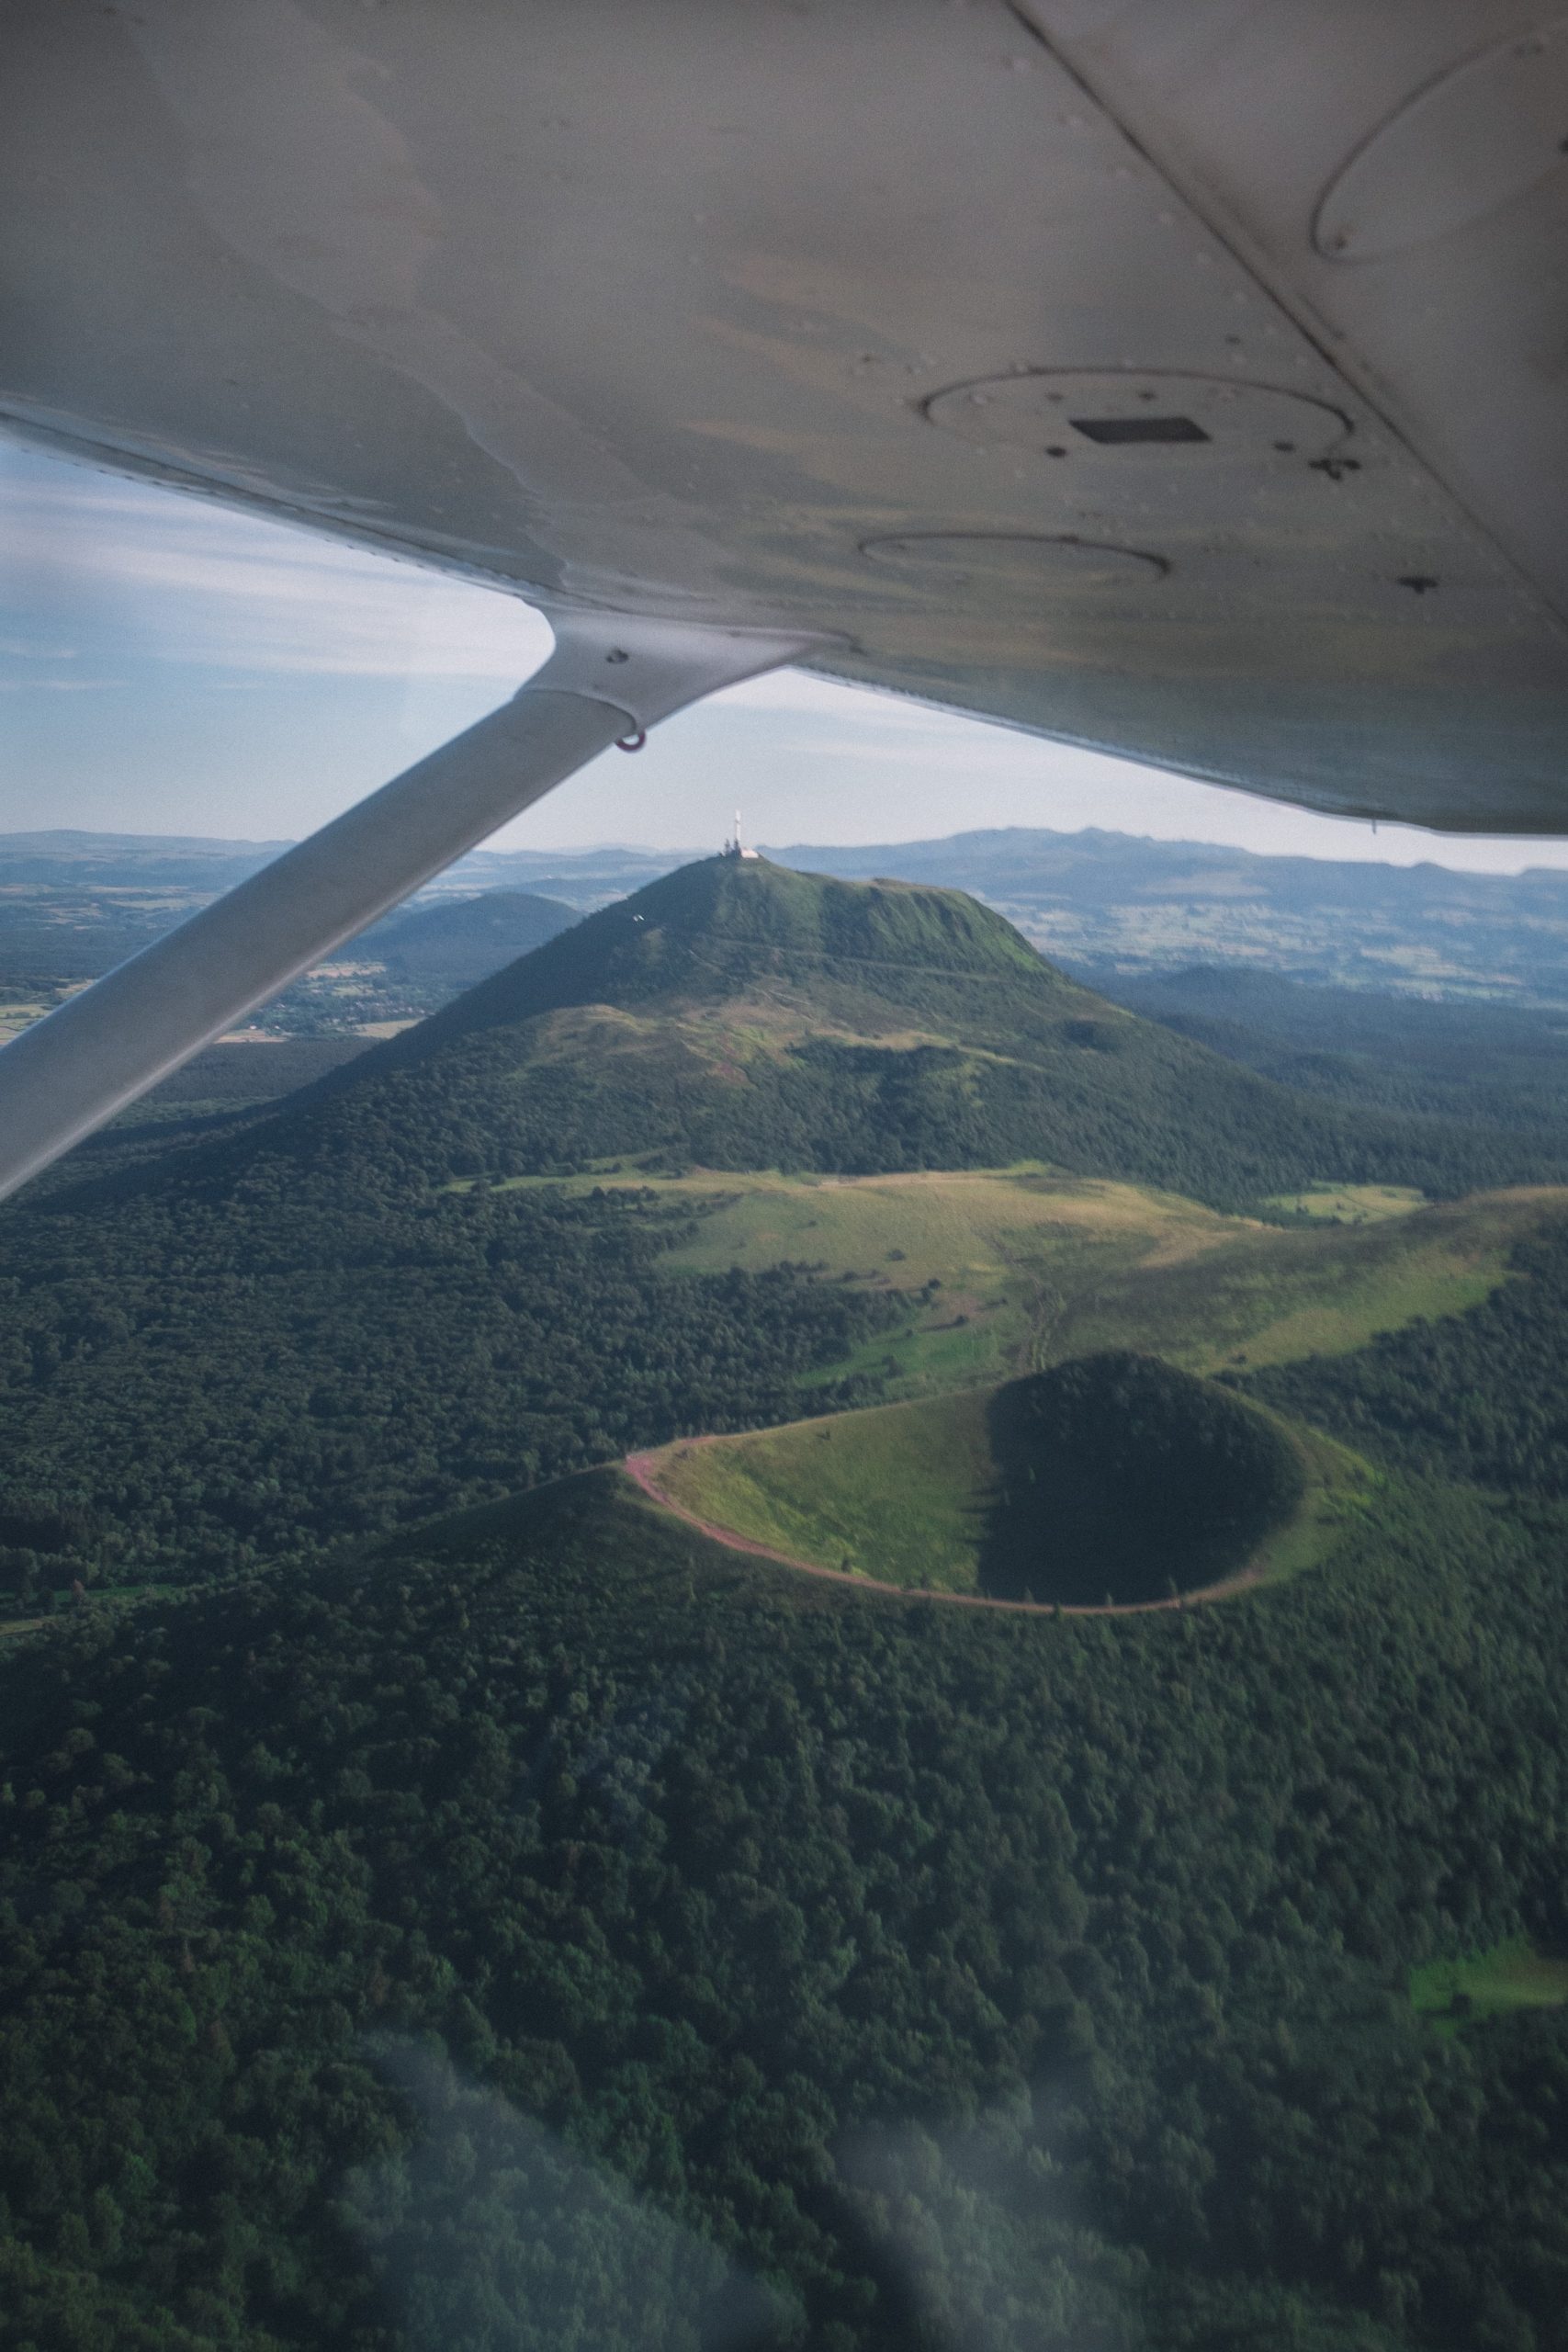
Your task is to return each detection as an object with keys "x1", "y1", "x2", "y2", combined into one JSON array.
[
  {"x1": 859, "y1": 532, "x2": 1168, "y2": 590},
  {"x1": 924, "y1": 371, "x2": 1352, "y2": 466},
  {"x1": 1315, "y1": 20, "x2": 1568, "y2": 260}
]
